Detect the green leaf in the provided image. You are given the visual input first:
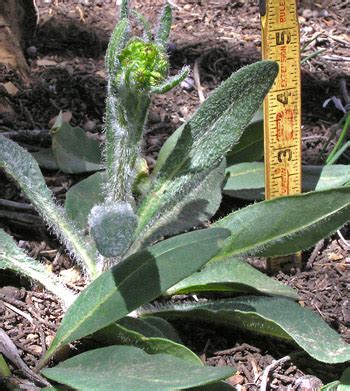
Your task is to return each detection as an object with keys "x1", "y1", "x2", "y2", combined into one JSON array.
[
  {"x1": 65, "y1": 172, "x2": 105, "y2": 231},
  {"x1": 0, "y1": 229, "x2": 75, "y2": 308},
  {"x1": 95, "y1": 317, "x2": 201, "y2": 364},
  {"x1": 42, "y1": 228, "x2": 230, "y2": 364},
  {"x1": 214, "y1": 187, "x2": 350, "y2": 258},
  {"x1": 155, "y1": 3, "x2": 172, "y2": 49},
  {"x1": 32, "y1": 148, "x2": 59, "y2": 170},
  {"x1": 143, "y1": 296, "x2": 350, "y2": 364},
  {"x1": 135, "y1": 61, "x2": 278, "y2": 242},
  {"x1": 131, "y1": 159, "x2": 226, "y2": 248},
  {"x1": 223, "y1": 163, "x2": 350, "y2": 200},
  {"x1": 320, "y1": 381, "x2": 340, "y2": 391},
  {"x1": 0, "y1": 136, "x2": 97, "y2": 278},
  {"x1": 89, "y1": 202, "x2": 138, "y2": 257},
  {"x1": 339, "y1": 368, "x2": 350, "y2": 391},
  {"x1": 41, "y1": 346, "x2": 234, "y2": 391},
  {"x1": 167, "y1": 257, "x2": 298, "y2": 300},
  {"x1": 106, "y1": 18, "x2": 129, "y2": 76},
  {"x1": 51, "y1": 121, "x2": 102, "y2": 174},
  {"x1": 226, "y1": 108, "x2": 263, "y2": 165},
  {"x1": 140, "y1": 316, "x2": 183, "y2": 344}
]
